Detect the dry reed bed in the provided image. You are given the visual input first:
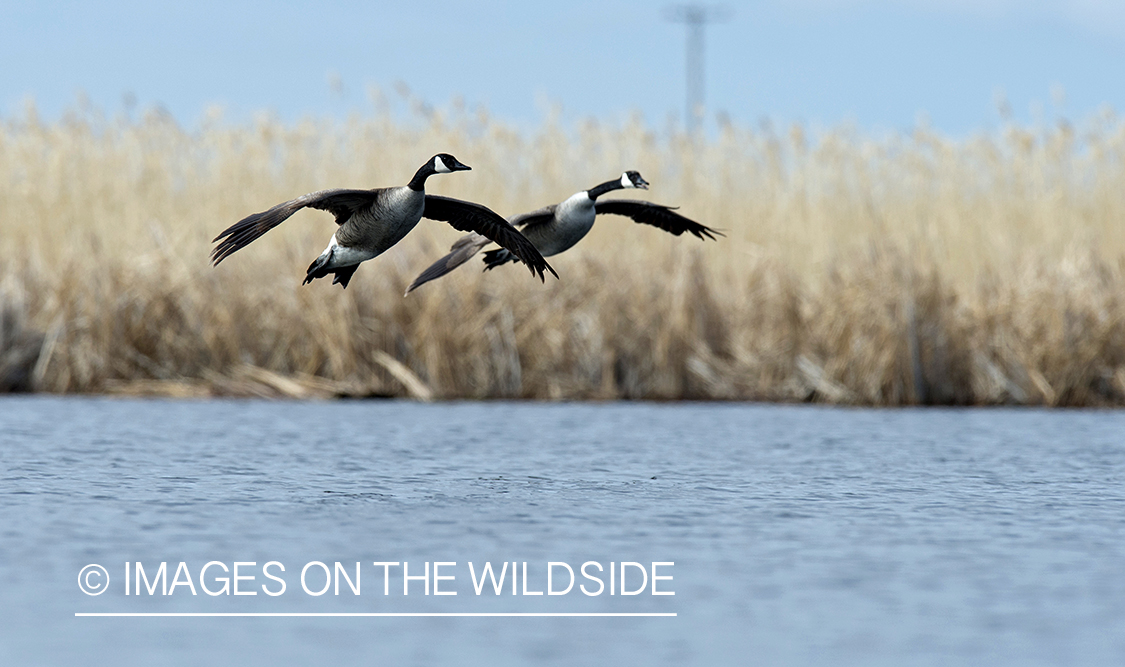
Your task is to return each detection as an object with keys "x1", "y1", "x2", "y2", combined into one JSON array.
[{"x1": 2, "y1": 103, "x2": 1124, "y2": 405}]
